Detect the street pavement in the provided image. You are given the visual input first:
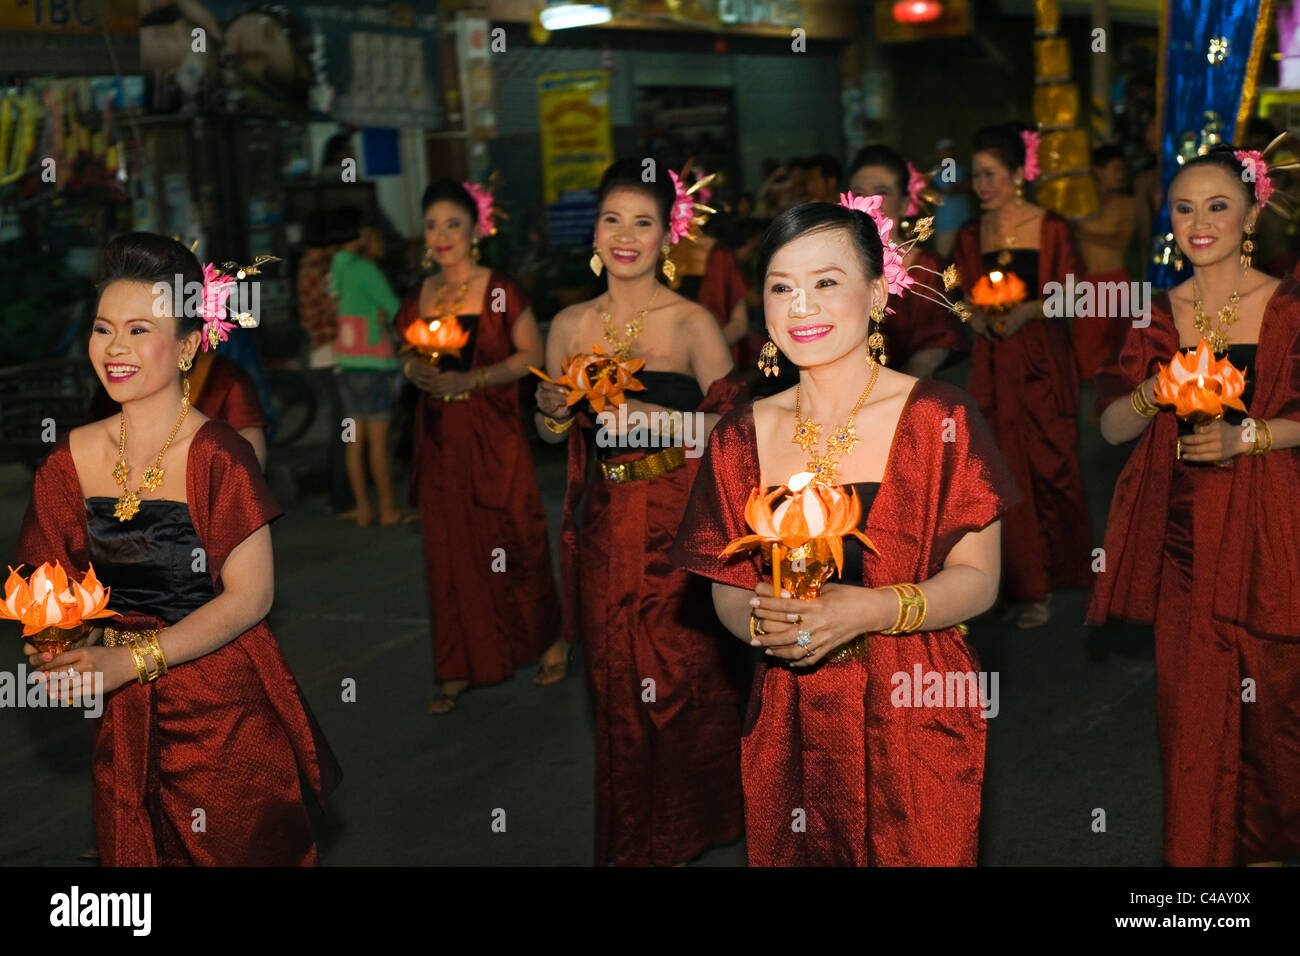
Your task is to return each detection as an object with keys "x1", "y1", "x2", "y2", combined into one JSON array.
[{"x1": 0, "y1": 377, "x2": 1163, "y2": 866}]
